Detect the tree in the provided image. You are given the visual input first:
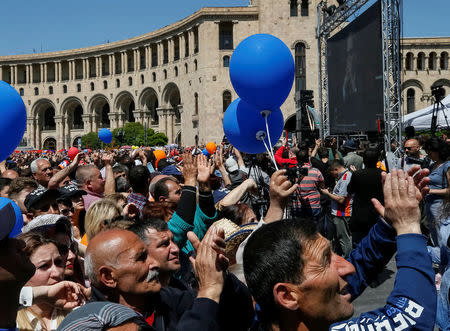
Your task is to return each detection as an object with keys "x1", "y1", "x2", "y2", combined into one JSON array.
[{"x1": 81, "y1": 132, "x2": 101, "y2": 149}]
